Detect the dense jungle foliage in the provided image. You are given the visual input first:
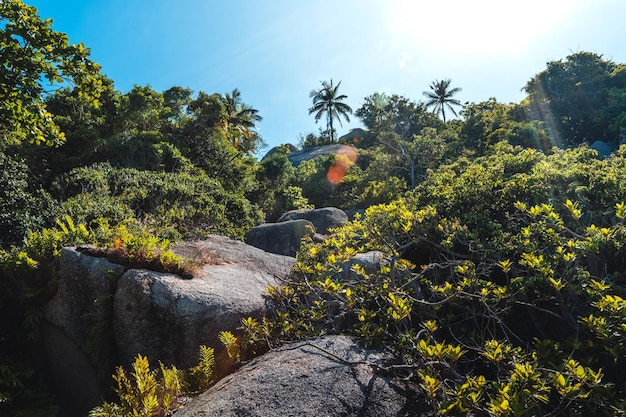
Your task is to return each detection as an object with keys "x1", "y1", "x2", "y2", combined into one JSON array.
[{"x1": 2, "y1": 1, "x2": 626, "y2": 415}]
